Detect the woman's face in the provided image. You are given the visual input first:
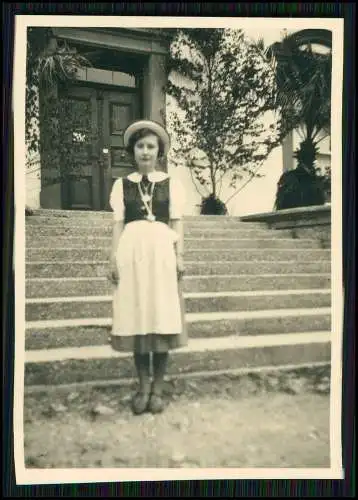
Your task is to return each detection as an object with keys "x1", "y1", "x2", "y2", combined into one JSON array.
[{"x1": 133, "y1": 133, "x2": 160, "y2": 172}]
